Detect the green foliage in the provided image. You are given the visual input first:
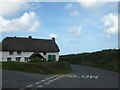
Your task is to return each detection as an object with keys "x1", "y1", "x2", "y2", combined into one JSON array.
[
  {"x1": 28, "y1": 57, "x2": 46, "y2": 63},
  {"x1": 60, "y1": 49, "x2": 119, "y2": 72},
  {"x1": 2, "y1": 61, "x2": 71, "y2": 74}
]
